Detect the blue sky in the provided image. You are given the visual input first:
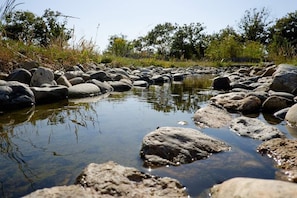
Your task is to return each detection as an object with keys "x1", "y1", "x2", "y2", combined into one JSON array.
[{"x1": 17, "y1": 0, "x2": 297, "y2": 51}]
